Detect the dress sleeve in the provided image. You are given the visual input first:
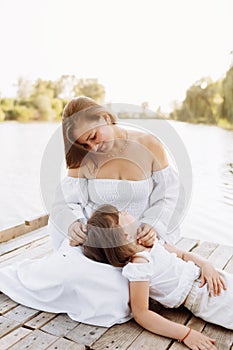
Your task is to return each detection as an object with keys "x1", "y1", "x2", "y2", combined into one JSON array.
[
  {"x1": 122, "y1": 260, "x2": 154, "y2": 282},
  {"x1": 48, "y1": 176, "x2": 88, "y2": 250},
  {"x1": 139, "y1": 165, "x2": 184, "y2": 244}
]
